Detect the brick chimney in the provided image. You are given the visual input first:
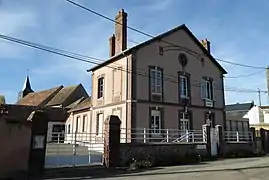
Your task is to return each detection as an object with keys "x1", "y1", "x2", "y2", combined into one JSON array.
[
  {"x1": 201, "y1": 38, "x2": 211, "y2": 54},
  {"x1": 114, "y1": 9, "x2": 127, "y2": 55},
  {"x1": 109, "y1": 34, "x2": 116, "y2": 57}
]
